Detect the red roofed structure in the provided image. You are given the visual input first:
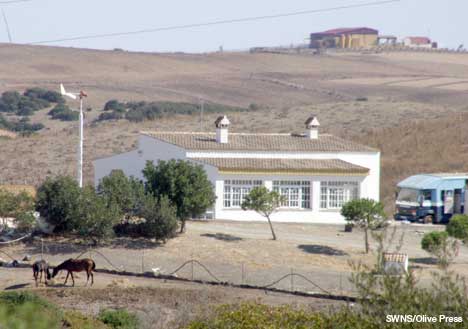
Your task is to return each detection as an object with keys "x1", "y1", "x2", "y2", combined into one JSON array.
[{"x1": 403, "y1": 36, "x2": 436, "y2": 48}]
